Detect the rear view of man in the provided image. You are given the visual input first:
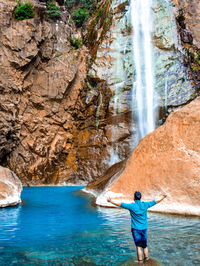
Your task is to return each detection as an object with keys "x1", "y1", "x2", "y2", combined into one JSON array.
[{"x1": 107, "y1": 192, "x2": 167, "y2": 263}]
